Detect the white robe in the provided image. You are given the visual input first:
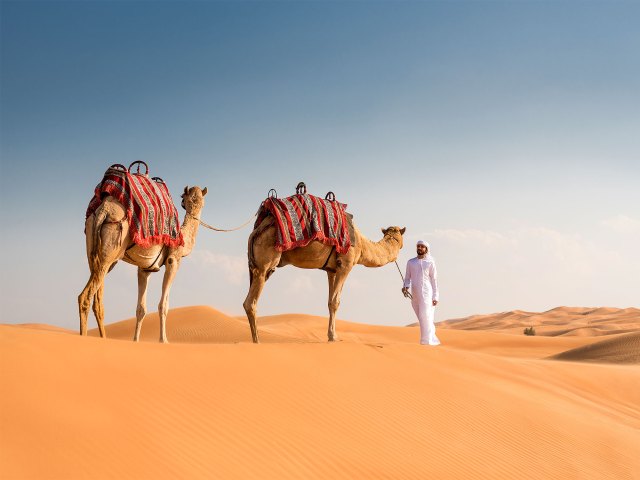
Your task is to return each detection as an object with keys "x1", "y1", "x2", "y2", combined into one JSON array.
[{"x1": 404, "y1": 255, "x2": 440, "y2": 345}]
